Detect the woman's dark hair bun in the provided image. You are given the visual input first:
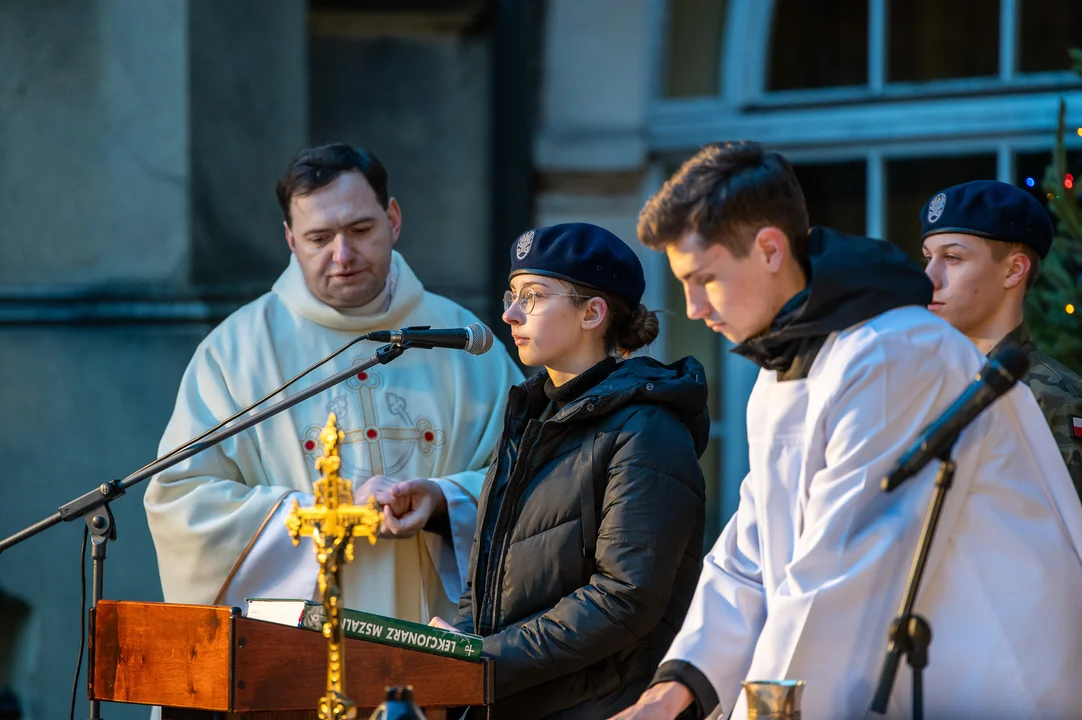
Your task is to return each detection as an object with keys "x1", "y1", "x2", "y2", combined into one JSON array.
[{"x1": 614, "y1": 303, "x2": 660, "y2": 356}]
